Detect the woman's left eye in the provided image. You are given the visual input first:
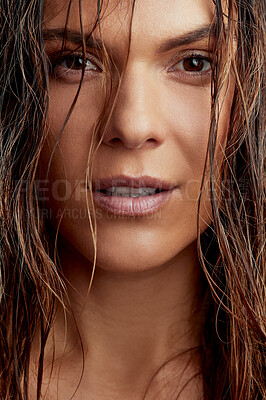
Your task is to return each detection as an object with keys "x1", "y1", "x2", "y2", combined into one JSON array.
[{"x1": 170, "y1": 56, "x2": 212, "y2": 73}]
